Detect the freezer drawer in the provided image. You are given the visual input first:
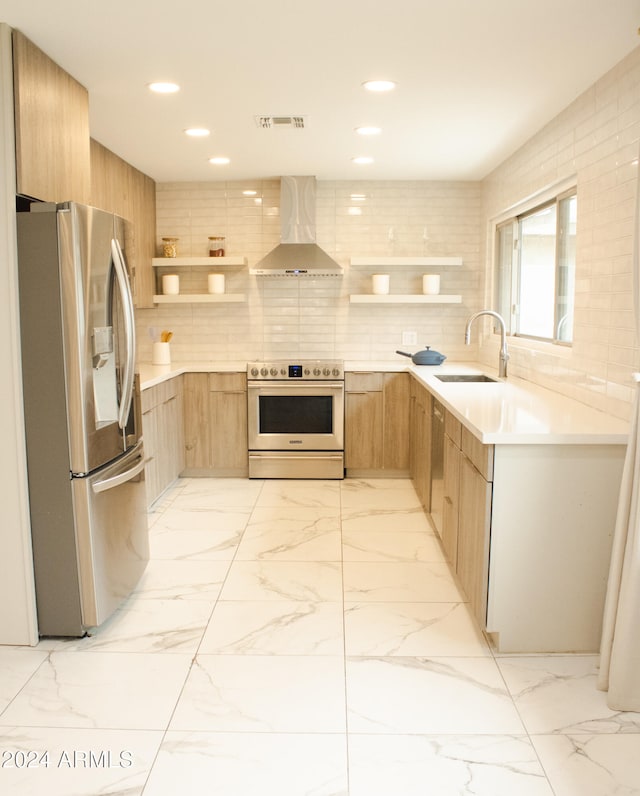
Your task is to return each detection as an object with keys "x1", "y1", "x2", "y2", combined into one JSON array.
[{"x1": 72, "y1": 441, "x2": 149, "y2": 629}]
